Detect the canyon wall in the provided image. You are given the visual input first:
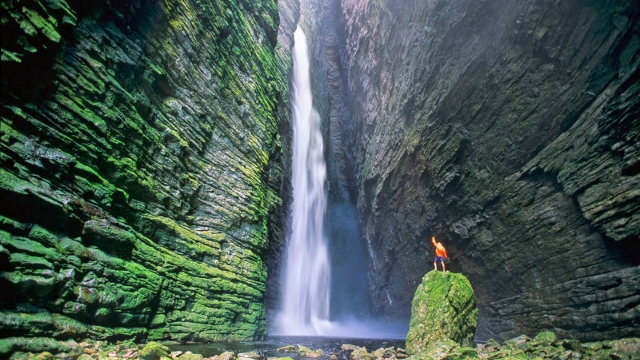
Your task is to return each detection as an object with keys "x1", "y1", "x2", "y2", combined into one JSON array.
[
  {"x1": 0, "y1": 0, "x2": 290, "y2": 348},
  {"x1": 323, "y1": 0, "x2": 639, "y2": 341}
]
